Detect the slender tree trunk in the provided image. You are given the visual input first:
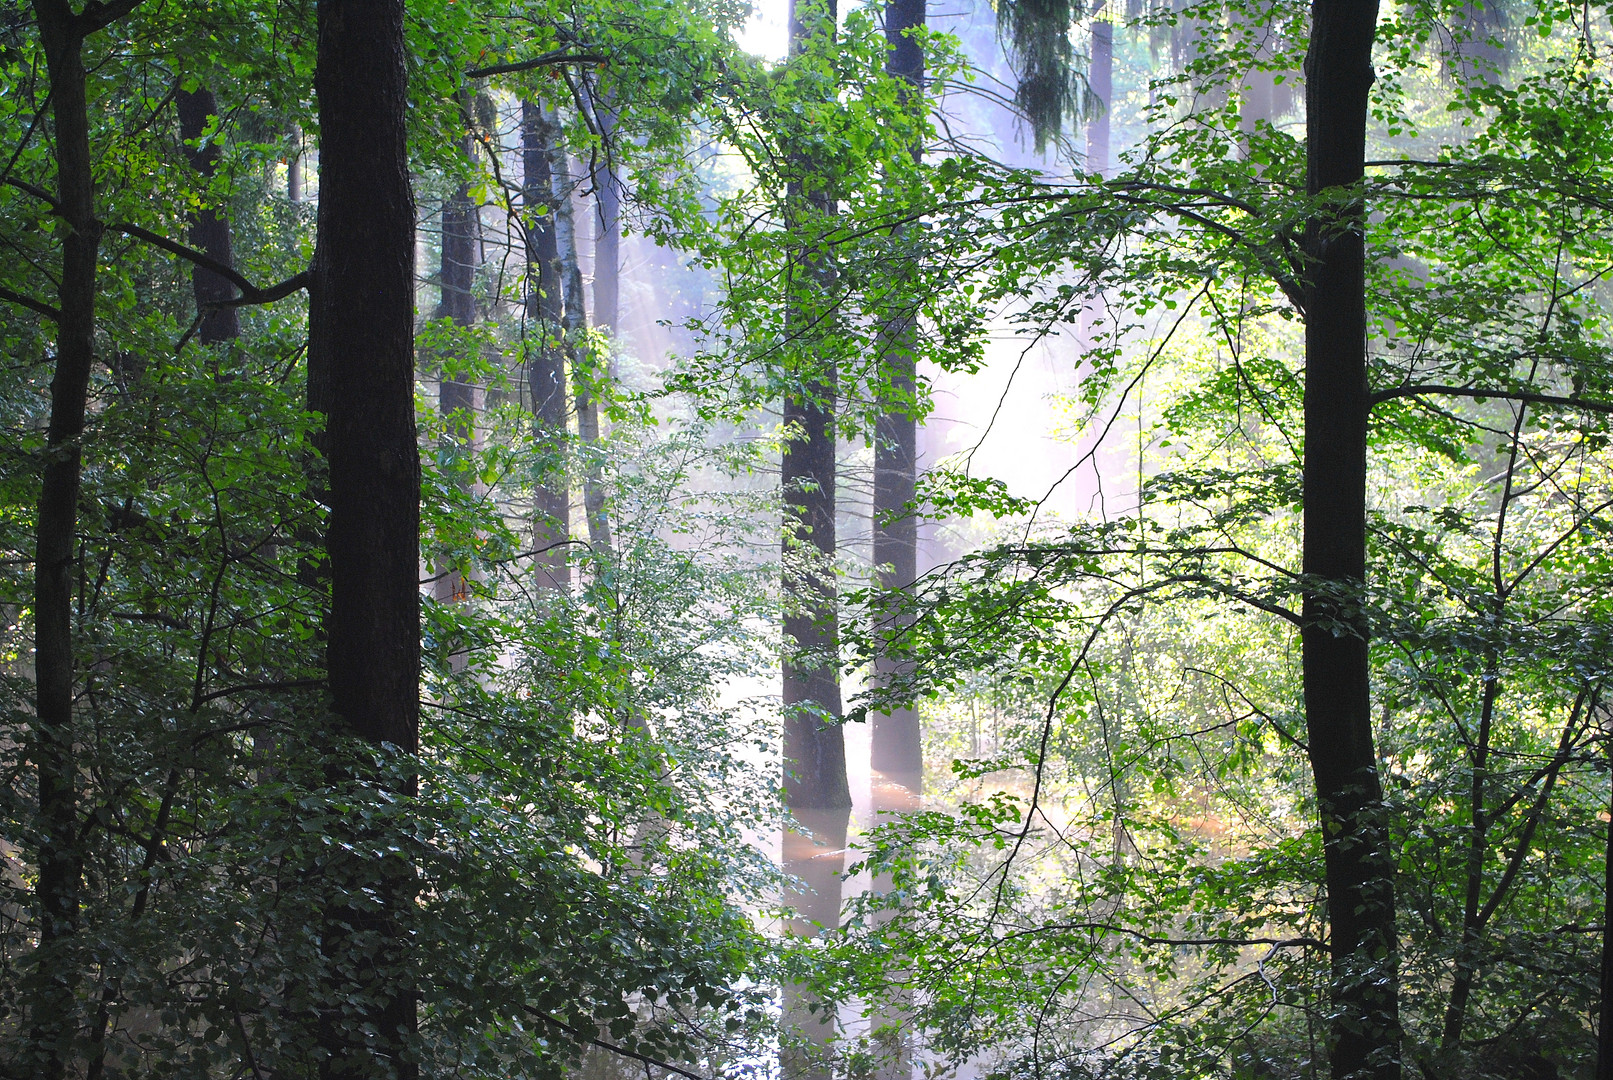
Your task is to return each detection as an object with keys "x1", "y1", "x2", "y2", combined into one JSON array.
[
  {"x1": 523, "y1": 101, "x2": 570, "y2": 589},
  {"x1": 593, "y1": 103, "x2": 621, "y2": 361},
  {"x1": 24, "y1": 4, "x2": 103, "y2": 1074},
  {"x1": 288, "y1": 123, "x2": 304, "y2": 204},
  {"x1": 1087, "y1": 0, "x2": 1111, "y2": 178},
  {"x1": 310, "y1": 2, "x2": 419, "y2": 1077},
  {"x1": 436, "y1": 125, "x2": 481, "y2": 612},
  {"x1": 549, "y1": 144, "x2": 610, "y2": 554},
  {"x1": 1302, "y1": 3, "x2": 1399, "y2": 1078},
  {"x1": 1599, "y1": 715, "x2": 1613, "y2": 1080},
  {"x1": 176, "y1": 86, "x2": 242, "y2": 344},
  {"x1": 870, "y1": 0, "x2": 924, "y2": 798}
]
